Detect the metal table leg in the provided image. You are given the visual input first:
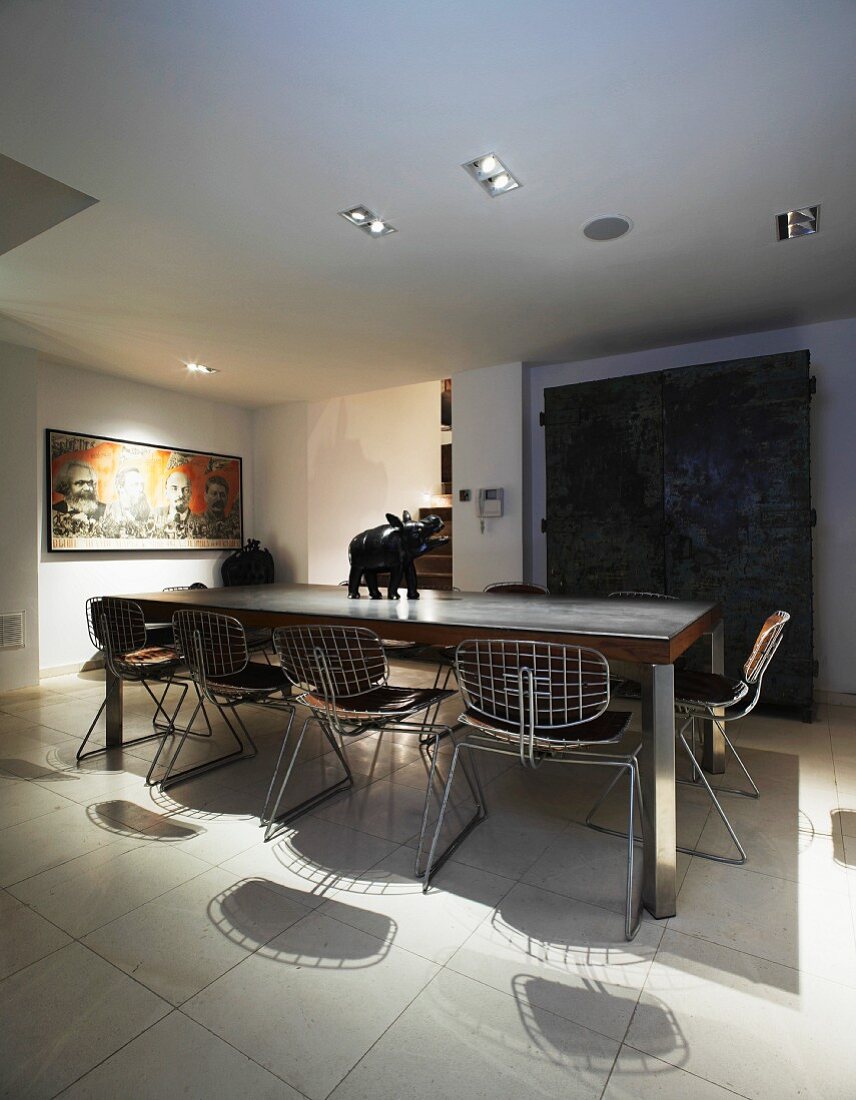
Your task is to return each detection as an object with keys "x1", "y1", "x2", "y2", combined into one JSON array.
[
  {"x1": 105, "y1": 667, "x2": 123, "y2": 748},
  {"x1": 640, "y1": 662, "x2": 676, "y2": 919},
  {"x1": 701, "y1": 620, "x2": 726, "y2": 774}
]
